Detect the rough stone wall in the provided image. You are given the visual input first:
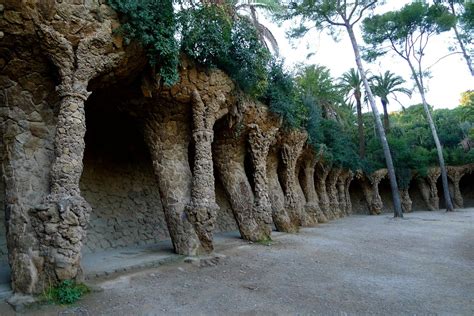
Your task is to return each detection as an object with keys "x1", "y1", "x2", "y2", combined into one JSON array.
[
  {"x1": 79, "y1": 157, "x2": 238, "y2": 253},
  {"x1": 80, "y1": 157, "x2": 167, "y2": 252},
  {"x1": 214, "y1": 178, "x2": 239, "y2": 233},
  {"x1": 0, "y1": 172, "x2": 6, "y2": 259}
]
